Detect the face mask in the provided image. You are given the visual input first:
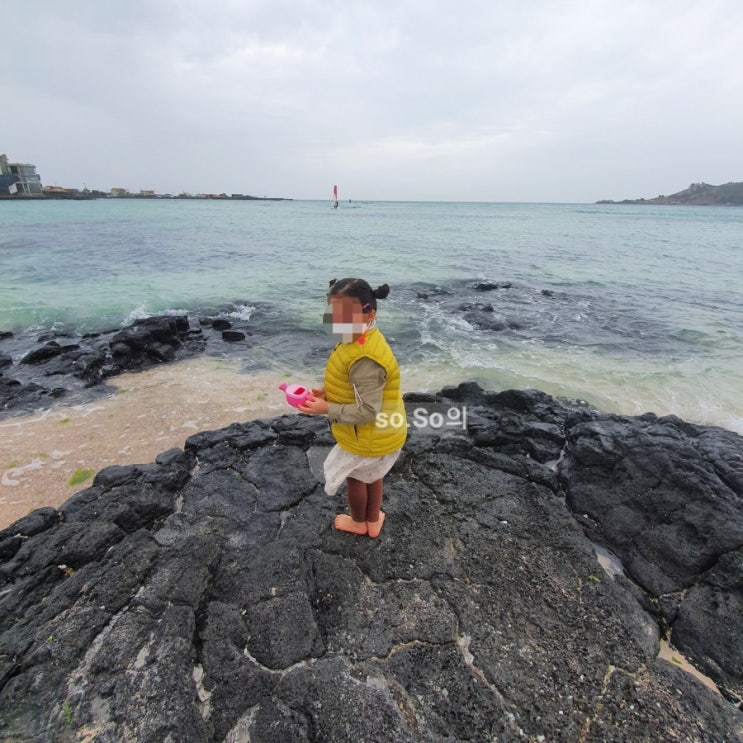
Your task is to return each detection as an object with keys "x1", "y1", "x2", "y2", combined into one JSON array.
[{"x1": 331, "y1": 321, "x2": 367, "y2": 343}]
